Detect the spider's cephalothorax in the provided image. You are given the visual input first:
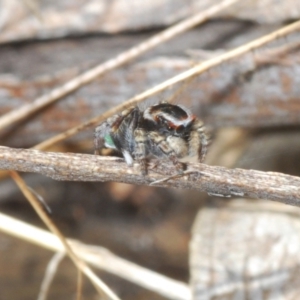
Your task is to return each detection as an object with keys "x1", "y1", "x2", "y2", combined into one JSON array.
[{"x1": 94, "y1": 102, "x2": 208, "y2": 175}]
